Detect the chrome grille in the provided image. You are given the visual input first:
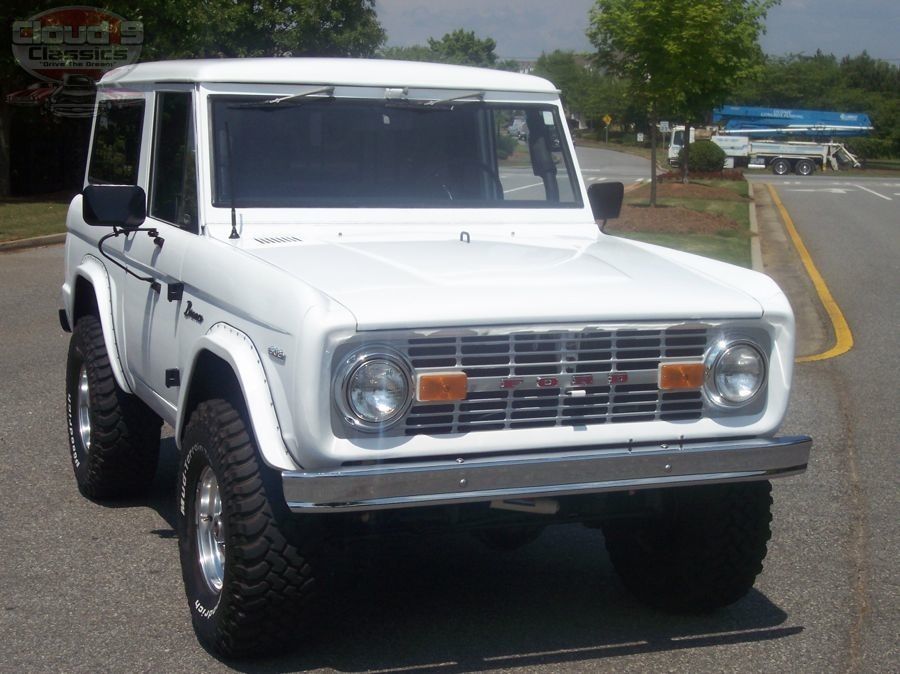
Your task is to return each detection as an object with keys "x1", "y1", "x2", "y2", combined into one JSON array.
[{"x1": 400, "y1": 325, "x2": 709, "y2": 436}]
